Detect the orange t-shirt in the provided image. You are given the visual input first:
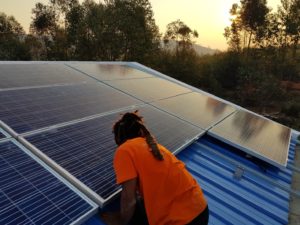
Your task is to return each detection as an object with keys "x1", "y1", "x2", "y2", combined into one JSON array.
[{"x1": 113, "y1": 137, "x2": 207, "y2": 225}]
